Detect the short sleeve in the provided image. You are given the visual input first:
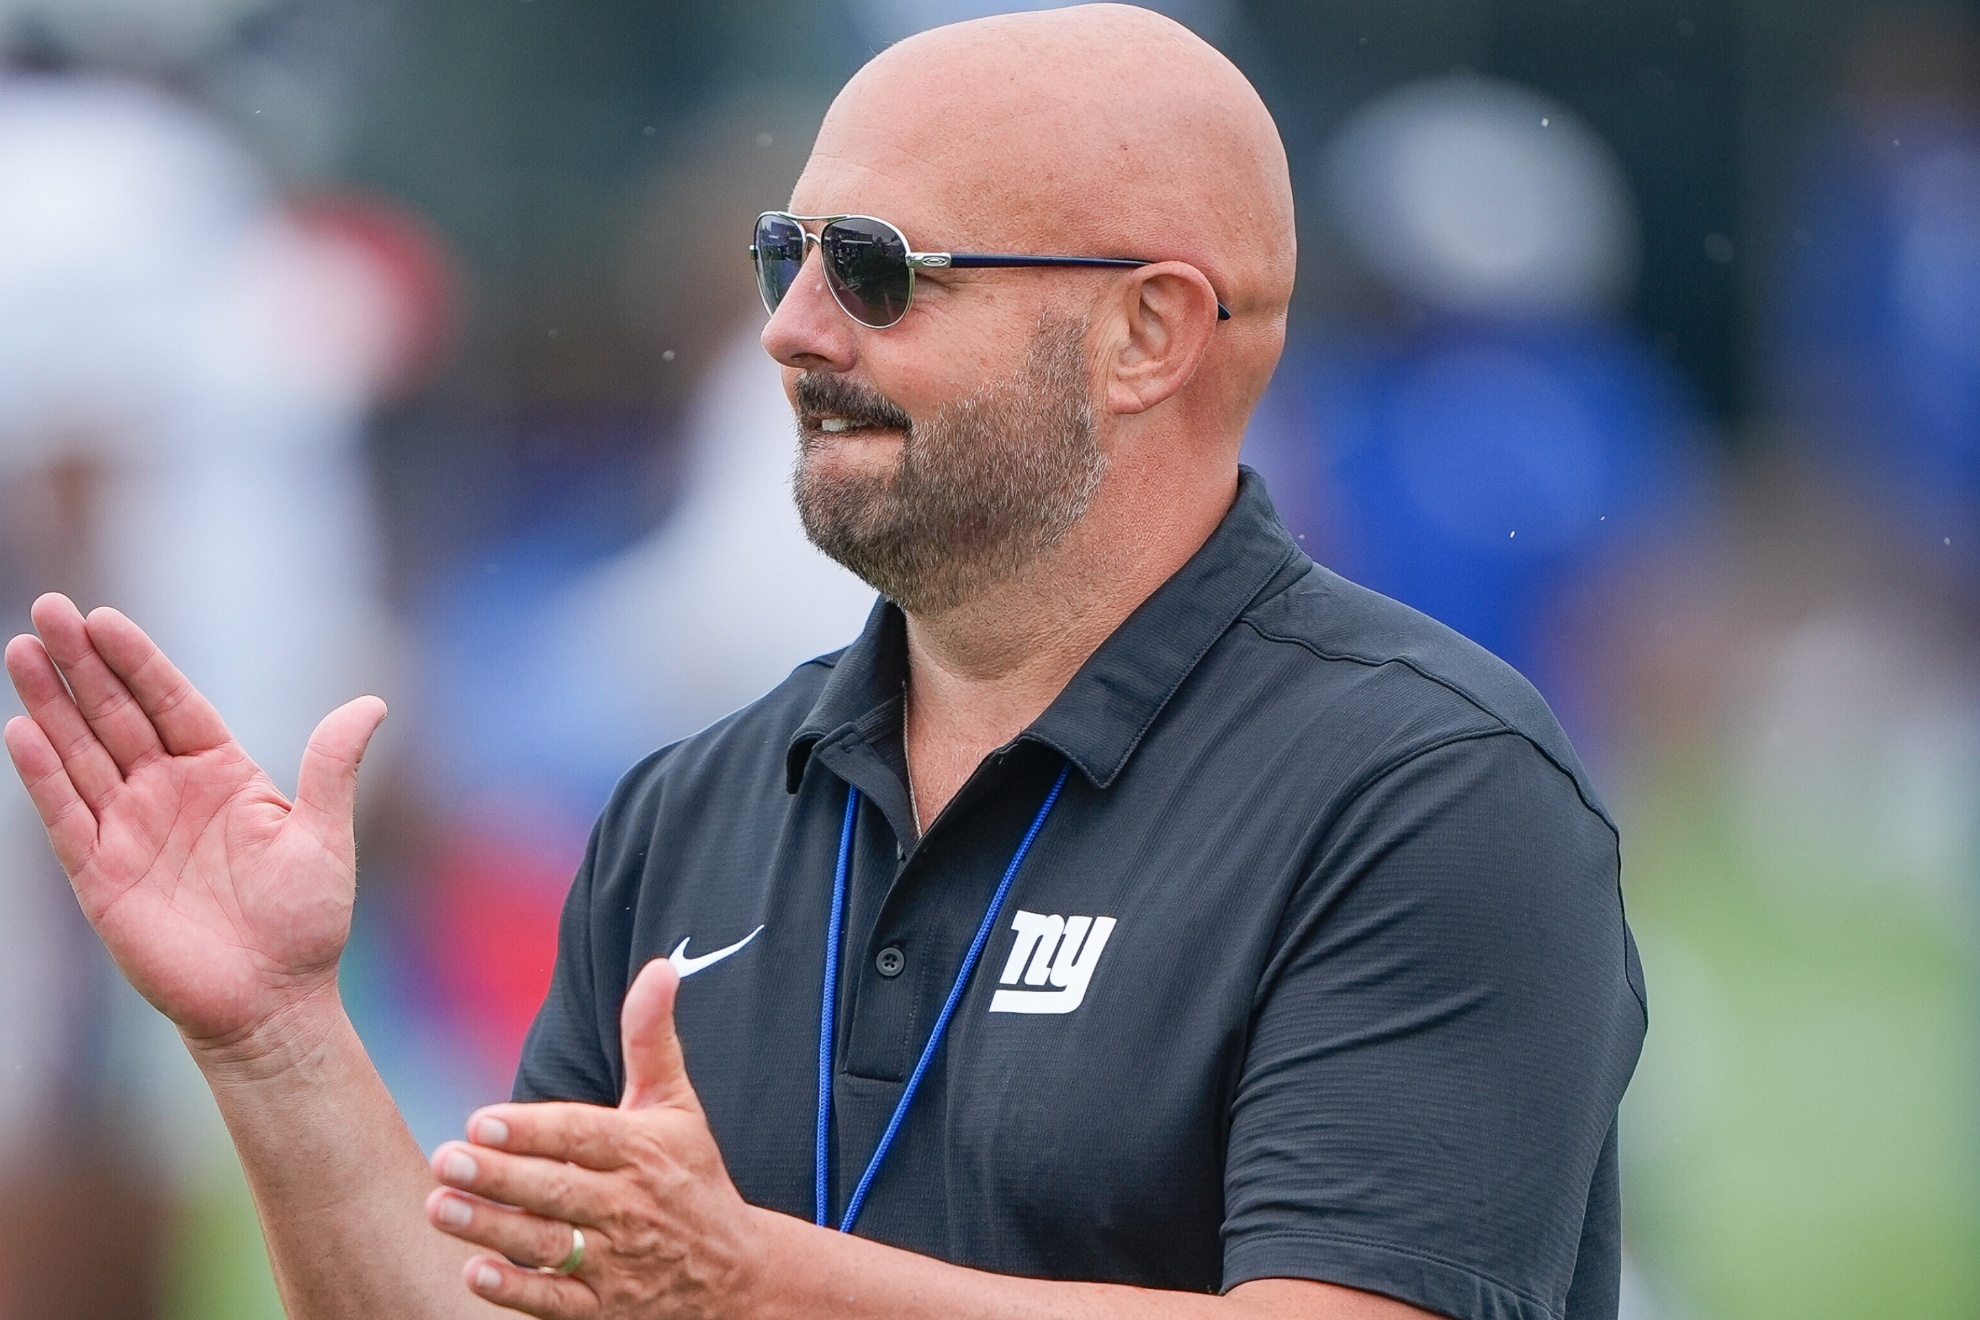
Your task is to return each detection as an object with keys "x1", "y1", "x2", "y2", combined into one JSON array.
[
  {"x1": 1221, "y1": 731, "x2": 1645, "y2": 1320},
  {"x1": 512, "y1": 817, "x2": 620, "y2": 1106}
]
